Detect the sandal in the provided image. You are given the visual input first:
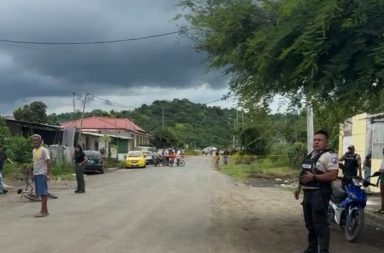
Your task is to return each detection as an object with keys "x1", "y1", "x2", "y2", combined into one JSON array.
[{"x1": 34, "y1": 212, "x2": 49, "y2": 218}]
